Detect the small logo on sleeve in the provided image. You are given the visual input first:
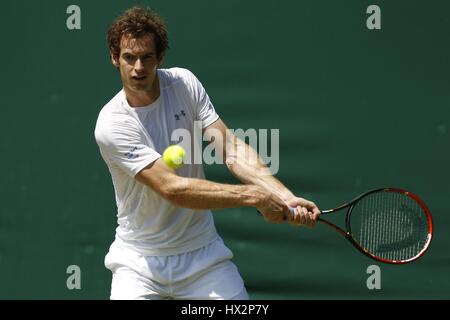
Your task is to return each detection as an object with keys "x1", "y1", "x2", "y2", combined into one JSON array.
[
  {"x1": 174, "y1": 110, "x2": 186, "y2": 121},
  {"x1": 125, "y1": 146, "x2": 139, "y2": 160}
]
